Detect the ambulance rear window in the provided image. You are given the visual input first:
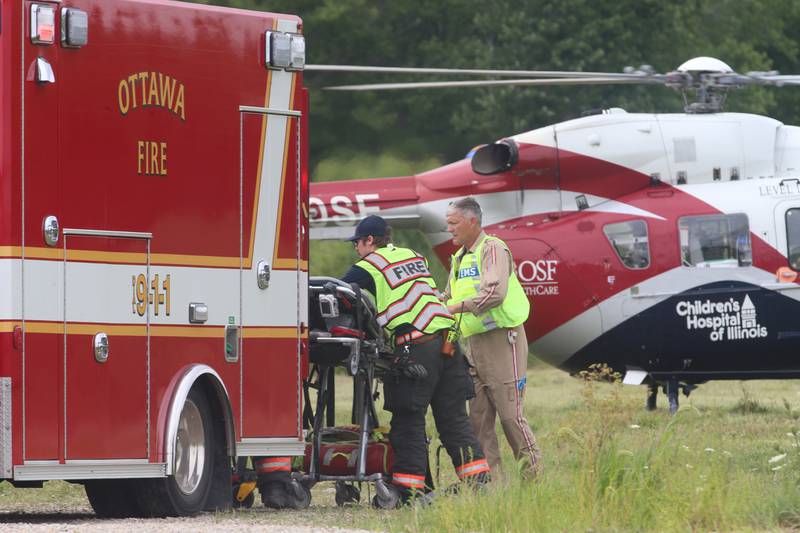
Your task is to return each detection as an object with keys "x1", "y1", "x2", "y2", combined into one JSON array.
[{"x1": 603, "y1": 220, "x2": 650, "y2": 269}]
